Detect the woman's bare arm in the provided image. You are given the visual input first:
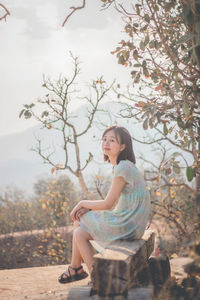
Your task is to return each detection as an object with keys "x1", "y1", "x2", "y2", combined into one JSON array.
[{"x1": 70, "y1": 177, "x2": 126, "y2": 221}]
